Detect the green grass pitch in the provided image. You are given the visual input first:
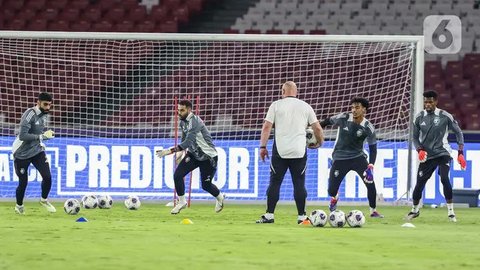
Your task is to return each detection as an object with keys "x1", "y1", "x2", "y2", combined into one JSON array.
[{"x1": 1, "y1": 201, "x2": 479, "y2": 270}]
